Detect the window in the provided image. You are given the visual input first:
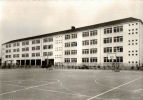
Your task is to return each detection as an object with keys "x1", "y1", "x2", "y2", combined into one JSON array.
[
  {"x1": 6, "y1": 44, "x2": 8, "y2": 48},
  {"x1": 104, "y1": 57, "x2": 111, "y2": 62},
  {"x1": 22, "y1": 42, "x2": 25, "y2": 46},
  {"x1": 22, "y1": 48, "x2": 25, "y2": 51},
  {"x1": 82, "y1": 31, "x2": 89, "y2": 37},
  {"x1": 90, "y1": 30, "x2": 97, "y2": 36},
  {"x1": 36, "y1": 52, "x2": 40, "y2": 57},
  {"x1": 13, "y1": 54, "x2": 19, "y2": 58},
  {"x1": 114, "y1": 36, "x2": 123, "y2": 42},
  {"x1": 32, "y1": 53, "x2": 35, "y2": 57},
  {"x1": 25, "y1": 53, "x2": 29, "y2": 57},
  {"x1": 71, "y1": 34, "x2": 77, "y2": 38},
  {"x1": 5, "y1": 55, "x2": 9, "y2": 58},
  {"x1": 32, "y1": 47, "x2": 35, "y2": 50},
  {"x1": 71, "y1": 58, "x2": 77, "y2": 62},
  {"x1": 36, "y1": 40, "x2": 40, "y2": 44},
  {"x1": 104, "y1": 28, "x2": 112, "y2": 34},
  {"x1": 13, "y1": 43, "x2": 17, "y2": 47},
  {"x1": 114, "y1": 26, "x2": 123, "y2": 33},
  {"x1": 90, "y1": 48, "x2": 97, "y2": 54},
  {"x1": 32, "y1": 39, "x2": 40, "y2": 44},
  {"x1": 17, "y1": 48, "x2": 19, "y2": 52},
  {"x1": 9, "y1": 50, "x2": 11, "y2": 53},
  {"x1": 9, "y1": 55, "x2": 11, "y2": 58},
  {"x1": 65, "y1": 35, "x2": 70, "y2": 40},
  {"x1": 25, "y1": 41, "x2": 29, "y2": 45},
  {"x1": 82, "y1": 40, "x2": 89, "y2": 46},
  {"x1": 104, "y1": 37, "x2": 112, "y2": 44},
  {"x1": 36, "y1": 46, "x2": 40, "y2": 50},
  {"x1": 65, "y1": 50, "x2": 70, "y2": 55},
  {"x1": 6, "y1": 50, "x2": 8, "y2": 53},
  {"x1": 90, "y1": 39, "x2": 97, "y2": 45},
  {"x1": 43, "y1": 52, "x2": 47, "y2": 56},
  {"x1": 104, "y1": 47, "x2": 112, "y2": 53},
  {"x1": 22, "y1": 54, "x2": 25, "y2": 57},
  {"x1": 9, "y1": 44, "x2": 11, "y2": 48},
  {"x1": 90, "y1": 57, "x2": 97, "y2": 62},
  {"x1": 65, "y1": 58, "x2": 70, "y2": 63},
  {"x1": 71, "y1": 42, "x2": 77, "y2": 47},
  {"x1": 82, "y1": 49, "x2": 89, "y2": 54},
  {"x1": 17, "y1": 42, "x2": 20, "y2": 46},
  {"x1": 13, "y1": 49, "x2": 17, "y2": 52},
  {"x1": 82, "y1": 58, "x2": 89, "y2": 63},
  {"x1": 25, "y1": 47, "x2": 29, "y2": 51},
  {"x1": 48, "y1": 45, "x2": 53, "y2": 49},
  {"x1": 48, "y1": 52, "x2": 53, "y2": 56},
  {"x1": 114, "y1": 46, "x2": 123, "y2": 52},
  {"x1": 43, "y1": 45, "x2": 47, "y2": 49},
  {"x1": 65, "y1": 43, "x2": 70, "y2": 47},
  {"x1": 71, "y1": 50, "x2": 77, "y2": 55},
  {"x1": 116, "y1": 56, "x2": 123, "y2": 62},
  {"x1": 32, "y1": 40, "x2": 35, "y2": 44}
]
